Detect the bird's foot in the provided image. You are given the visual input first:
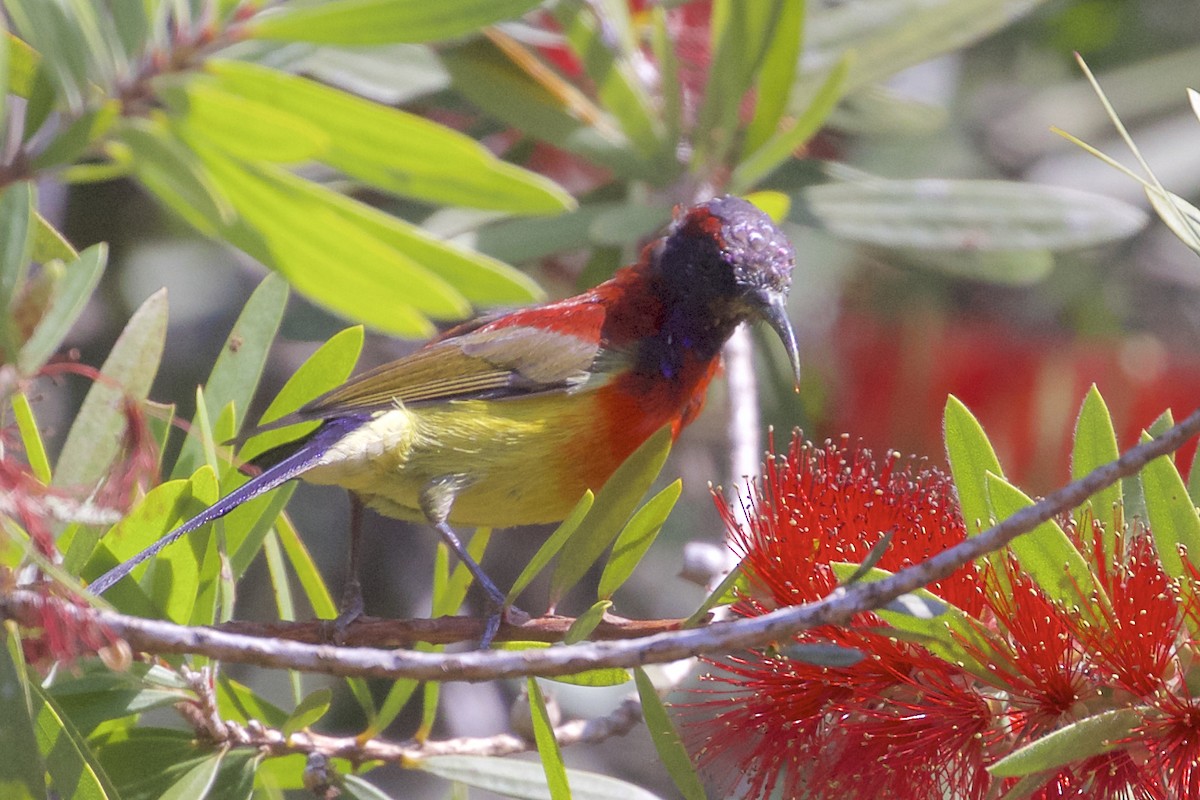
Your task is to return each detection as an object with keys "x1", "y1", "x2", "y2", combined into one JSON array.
[
  {"x1": 326, "y1": 579, "x2": 365, "y2": 645},
  {"x1": 476, "y1": 595, "x2": 529, "y2": 649}
]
